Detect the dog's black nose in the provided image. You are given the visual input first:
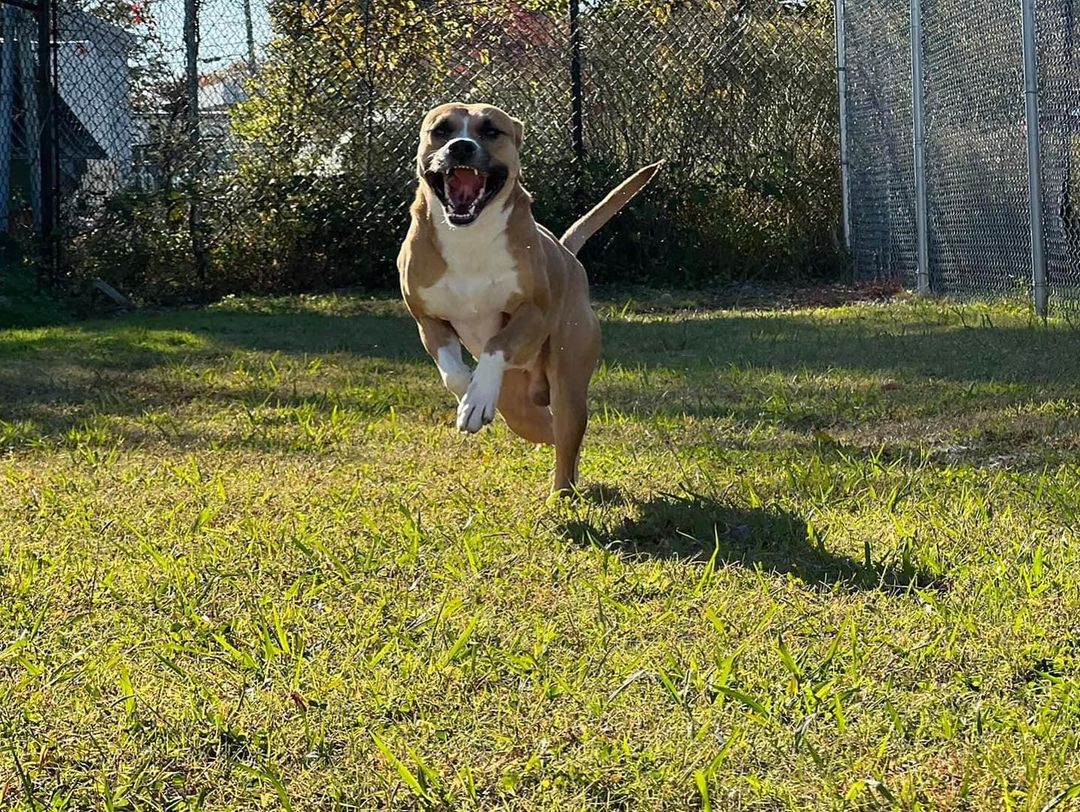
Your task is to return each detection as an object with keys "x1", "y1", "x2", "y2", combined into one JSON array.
[{"x1": 447, "y1": 139, "x2": 478, "y2": 162}]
